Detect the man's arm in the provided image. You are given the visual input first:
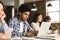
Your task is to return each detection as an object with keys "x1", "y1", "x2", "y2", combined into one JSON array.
[
  {"x1": 24, "y1": 21, "x2": 38, "y2": 37},
  {"x1": 25, "y1": 30, "x2": 38, "y2": 37}
]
